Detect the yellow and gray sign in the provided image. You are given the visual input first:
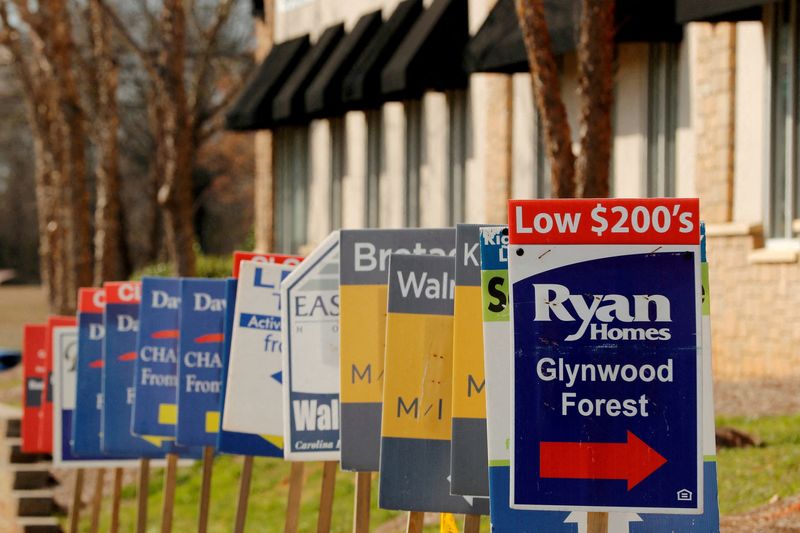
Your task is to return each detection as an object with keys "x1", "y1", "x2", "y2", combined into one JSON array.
[
  {"x1": 339, "y1": 228, "x2": 456, "y2": 471},
  {"x1": 379, "y1": 253, "x2": 488, "y2": 514},
  {"x1": 450, "y1": 224, "x2": 490, "y2": 497}
]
